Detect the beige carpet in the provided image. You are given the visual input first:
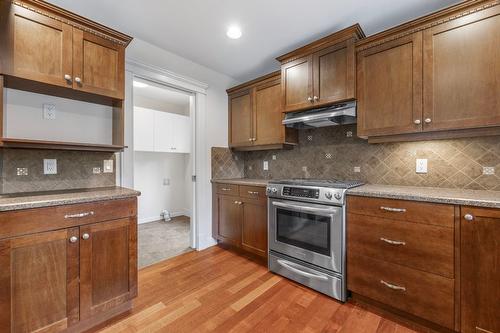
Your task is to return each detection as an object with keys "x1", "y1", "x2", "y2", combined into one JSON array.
[{"x1": 138, "y1": 216, "x2": 192, "y2": 268}]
